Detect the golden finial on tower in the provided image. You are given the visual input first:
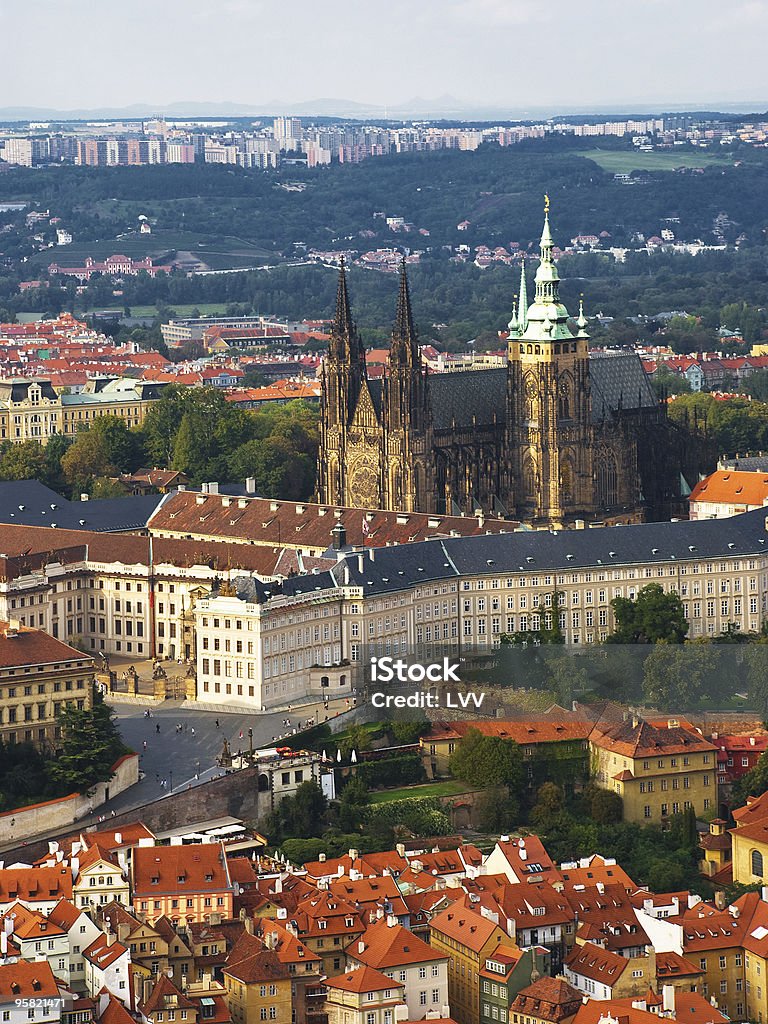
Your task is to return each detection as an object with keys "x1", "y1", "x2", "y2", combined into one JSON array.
[{"x1": 544, "y1": 193, "x2": 550, "y2": 215}]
